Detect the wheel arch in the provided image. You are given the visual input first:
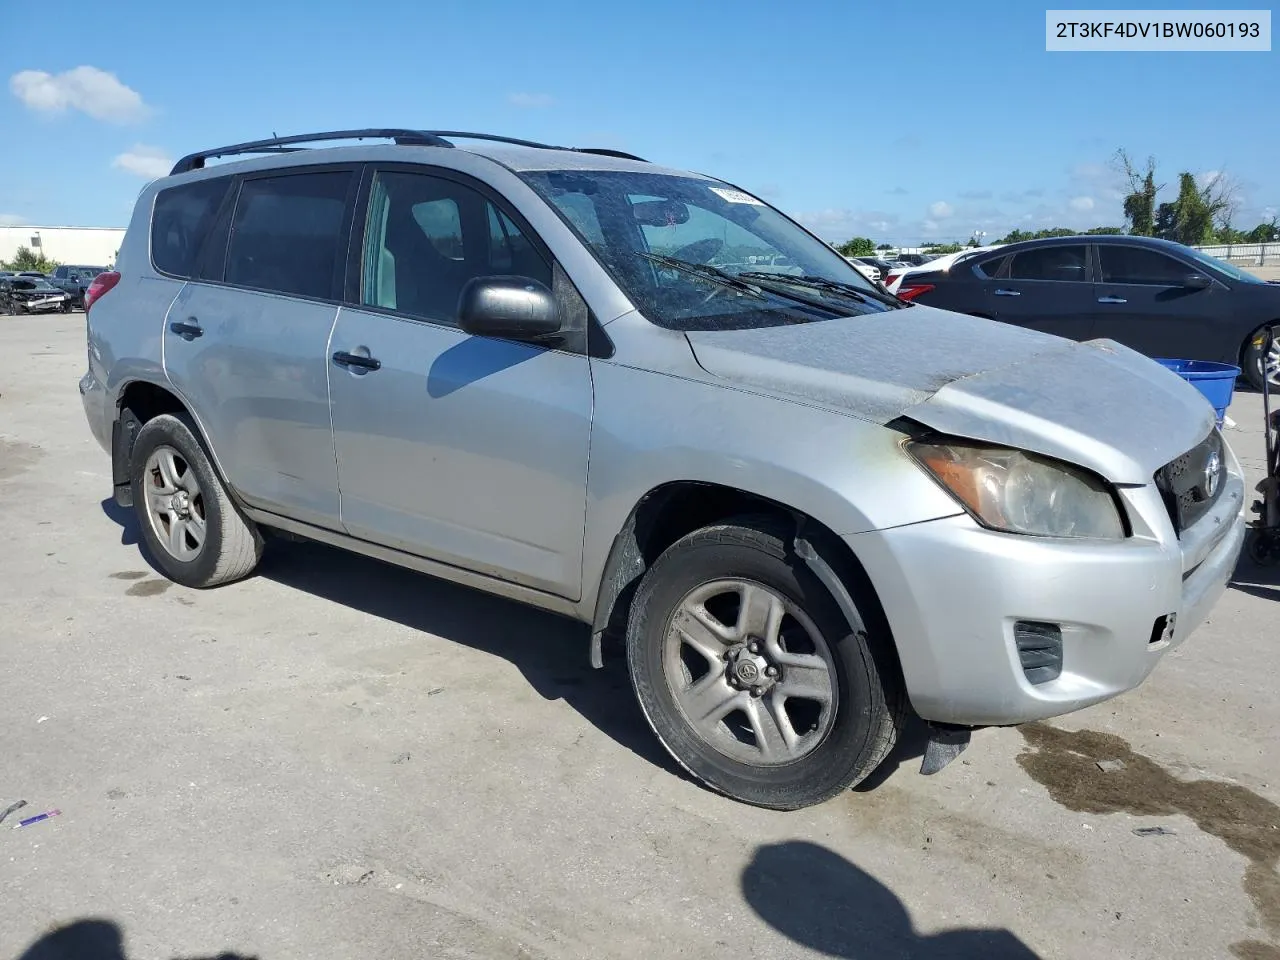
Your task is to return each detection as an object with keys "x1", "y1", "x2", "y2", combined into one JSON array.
[
  {"x1": 588, "y1": 481, "x2": 903, "y2": 686},
  {"x1": 111, "y1": 379, "x2": 230, "y2": 507}
]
